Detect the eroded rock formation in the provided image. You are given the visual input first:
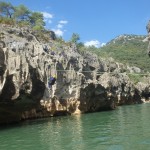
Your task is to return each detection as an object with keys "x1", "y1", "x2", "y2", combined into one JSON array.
[{"x1": 0, "y1": 24, "x2": 149, "y2": 124}]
